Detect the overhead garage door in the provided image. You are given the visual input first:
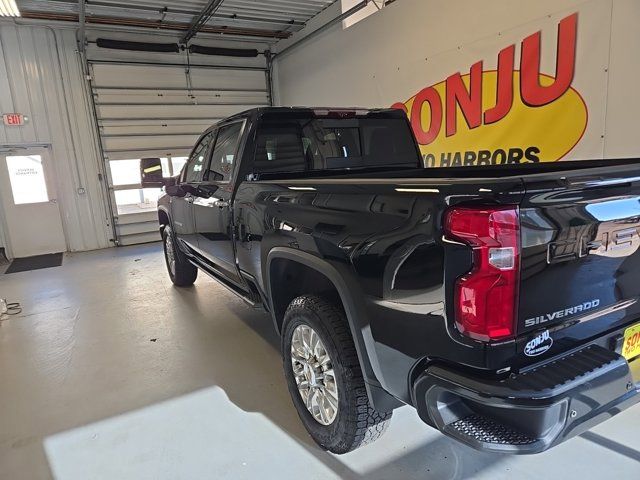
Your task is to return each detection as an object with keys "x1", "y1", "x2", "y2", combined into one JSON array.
[{"x1": 89, "y1": 60, "x2": 270, "y2": 245}]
